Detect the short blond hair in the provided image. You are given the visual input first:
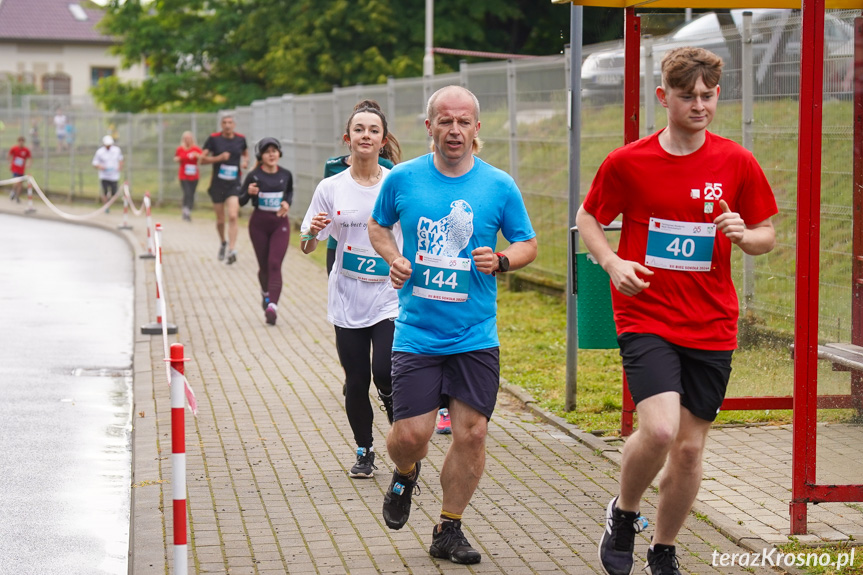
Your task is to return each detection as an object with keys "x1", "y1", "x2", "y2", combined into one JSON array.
[{"x1": 661, "y1": 46, "x2": 723, "y2": 92}]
